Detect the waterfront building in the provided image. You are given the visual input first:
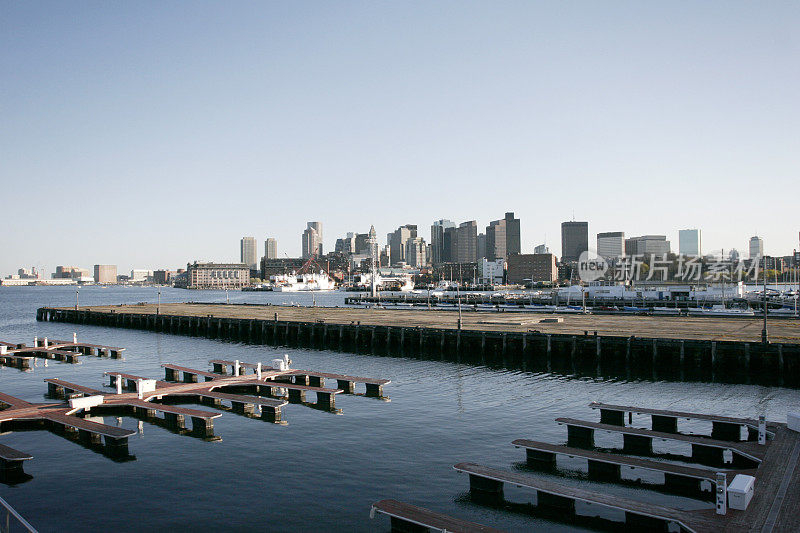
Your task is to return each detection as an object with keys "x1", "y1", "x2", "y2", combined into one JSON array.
[
  {"x1": 456, "y1": 221, "x2": 478, "y2": 263},
  {"x1": 597, "y1": 231, "x2": 625, "y2": 261},
  {"x1": 240, "y1": 237, "x2": 258, "y2": 270},
  {"x1": 130, "y1": 269, "x2": 153, "y2": 282},
  {"x1": 625, "y1": 235, "x2": 671, "y2": 256},
  {"x1": 186, "y1": 262, "x2": 250, "y2": 289},
  {"x1": 265, "y1": 238, "x2": 278, "y2": 259},
  {"x1": 561, "y1": 221, "x2": 589, "y2": 262},
  {"x1": 52, "y1": 266, "x2": 91, "y2": 280},
  {"x1": 507, "y1": 253, "x2": 558, "y2": 284},
  {"x1": 749, "y1": 236, "x2": 764, "y2": 259},
  {"x1": 479, "y1": 258, "x2": 505, "y2": 285},
  {"x1": 430, "y1": 219, "x2": 456, "y2": 265},
  {"x1": 678, "y1": 229, "x2": 702, "y2": 256},
  {"x1": 93, "y1": 264, "x2": 117, "y2": 284},
  {"x1": 153, "y1": 270, "x2": 175, "y2": 285}
]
